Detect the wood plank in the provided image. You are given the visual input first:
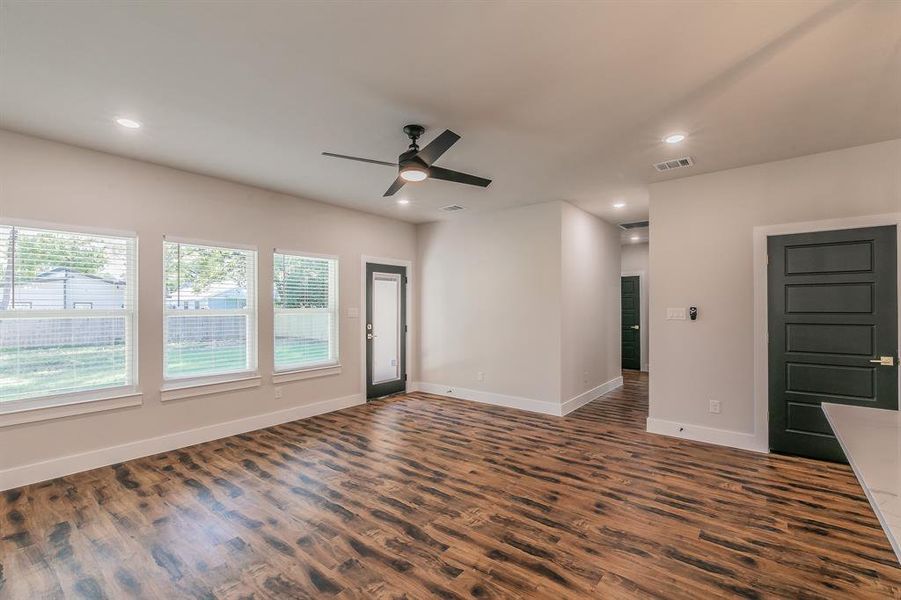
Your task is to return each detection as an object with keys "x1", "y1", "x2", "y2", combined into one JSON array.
[{"x1": 1, "y1": 372, "x2": 899, "y2": 598}]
